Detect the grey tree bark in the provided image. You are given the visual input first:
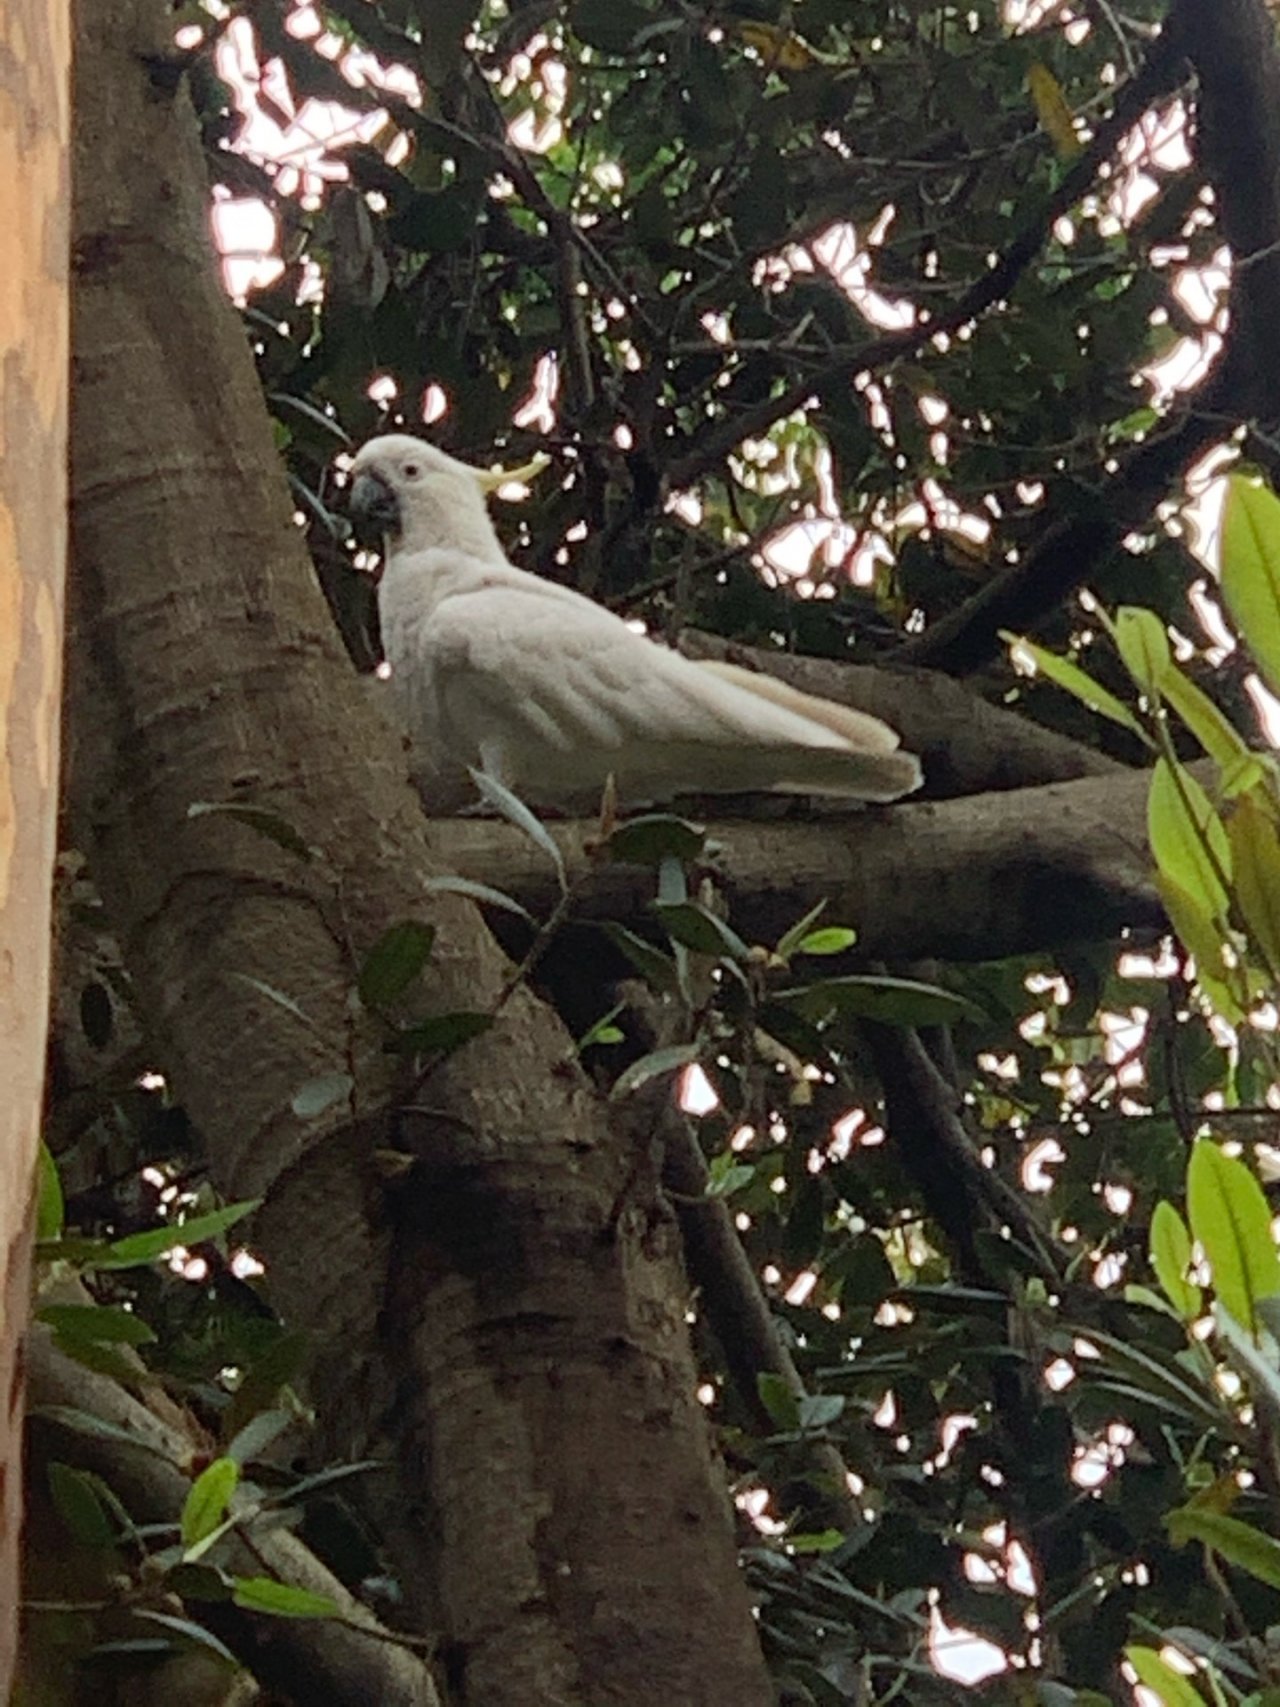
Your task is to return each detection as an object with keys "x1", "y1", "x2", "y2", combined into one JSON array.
[{"x1": 62, "y1": 3, "x2": 774, "y2": 1703}]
